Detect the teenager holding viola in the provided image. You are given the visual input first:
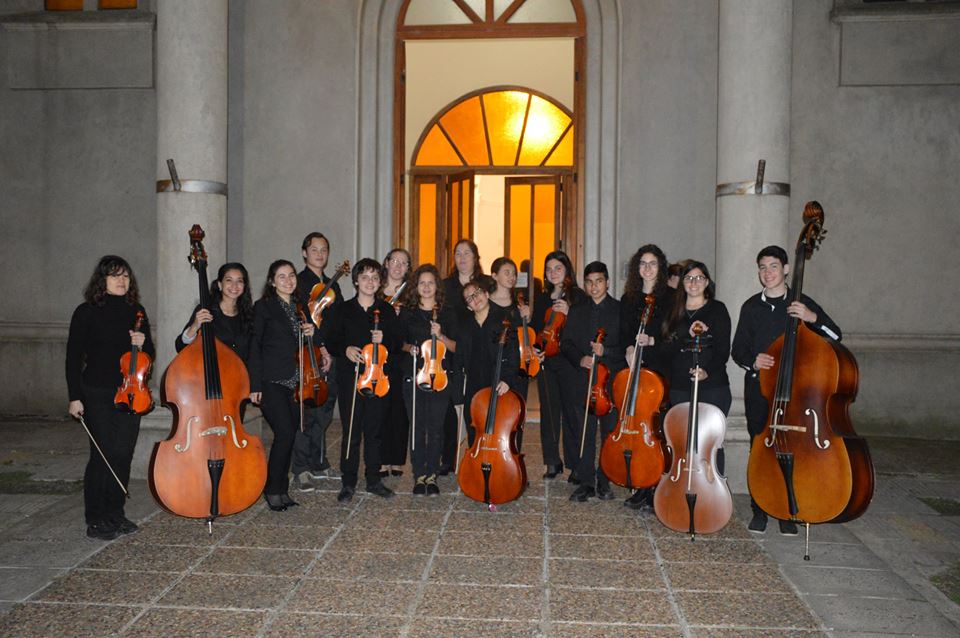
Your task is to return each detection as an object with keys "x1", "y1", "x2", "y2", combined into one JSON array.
[
  {"x1": 619, "y1": 244, "x2": 672, "y2": 509},
  {"x1": 66, "y1": 256, "x2": 155, "y2": 540},
  {"x1": 248, "y1": 260, "x2": 318, "y2": 512},
  {"x1": 380, "y1": 248, "x2": 413, "y2": 479},
  {"x1": 531, "y1": 250, "x2": 587, "y2": 480},
  {"x1": 323, "y1": 258, "x2": 401, "y2": 503},
  {"x1": 399, "y1": 264, "x2": 458, "y2": 495}
]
